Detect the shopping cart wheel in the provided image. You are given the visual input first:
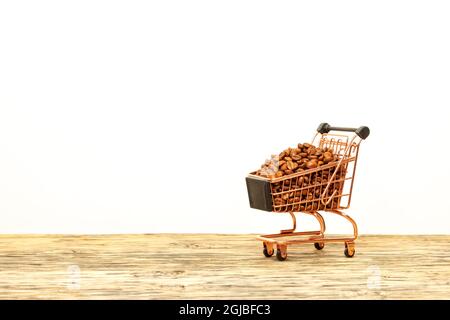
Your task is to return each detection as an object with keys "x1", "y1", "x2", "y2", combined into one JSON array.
[
  {"x1": 276, "y1": 245, "x2": 287, "y2": 261},
  {"x1": 263, "y1": 242, "x2": 274, "y2": 257},
  {"x1": 314, "y1": 242, "x2": 325, "y2": 250},
  {"x1": 344, "y1": 242, "x2": 355, "y2": 258}
]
